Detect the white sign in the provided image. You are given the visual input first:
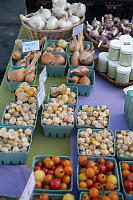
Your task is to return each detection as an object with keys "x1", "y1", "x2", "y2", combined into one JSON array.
[
  {"x1": 37, "y1": 85, "x2": 45, "y2": 108},
  {"x1": 39, "y1": 67, "x2": 47, "y2": 88},
  {"x1": 72, "y1": 23, "x2": 84, "y2": 36},
  {"x1": 19, "y1": 171, "x2": 35, "y2": 200},
  {"x1": 22, "y1": 40, "x2": 40, "y2": 53},
  {"x1": 123, "y1": 85, "x2": 133, "y2": 95}
]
